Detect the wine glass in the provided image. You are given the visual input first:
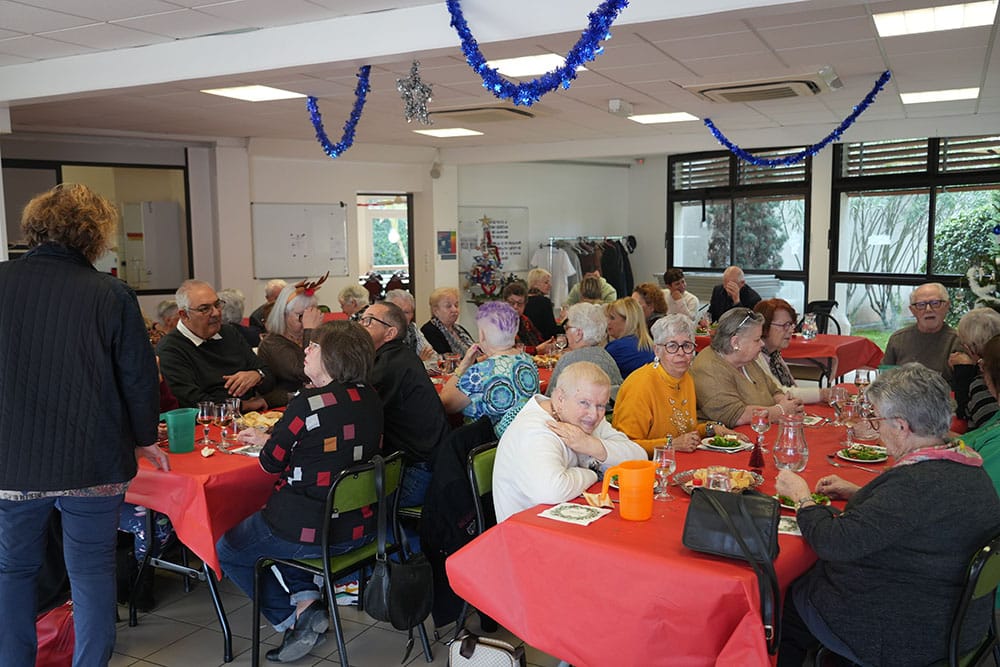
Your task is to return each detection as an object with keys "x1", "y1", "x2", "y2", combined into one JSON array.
[
  {"x1": 554, "y1": 334, "x2": 568, "y2": 354},
  {"x1": 216, "y1": 401, "x2": 234, "y2": 450},
  {"x1": 197, "y1": 401, "x2": 216, "y2": 446},
  {"x1": 840, "y1": 399, "x2": 859, "y2": 449},
  {"x1": 828, "y1": 386, "x2": 848, "y2": 426},
  {"x1": 652, "y1": 441, "x2": 676, "y2": 502},
  {"x1": 854, "y1": 369, "x2": 872, "y2": 396},
  {"x1": 751, "y1": 407, "x2": 771, "y2": 453}
]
